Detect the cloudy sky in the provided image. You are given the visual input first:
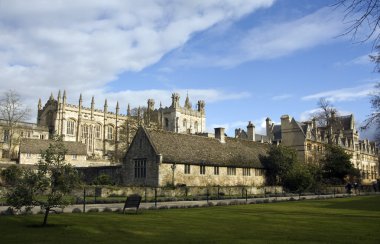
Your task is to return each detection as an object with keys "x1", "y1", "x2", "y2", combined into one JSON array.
[{"x1": 0, "y1": 0, "x2": 378, "y2": 138}]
